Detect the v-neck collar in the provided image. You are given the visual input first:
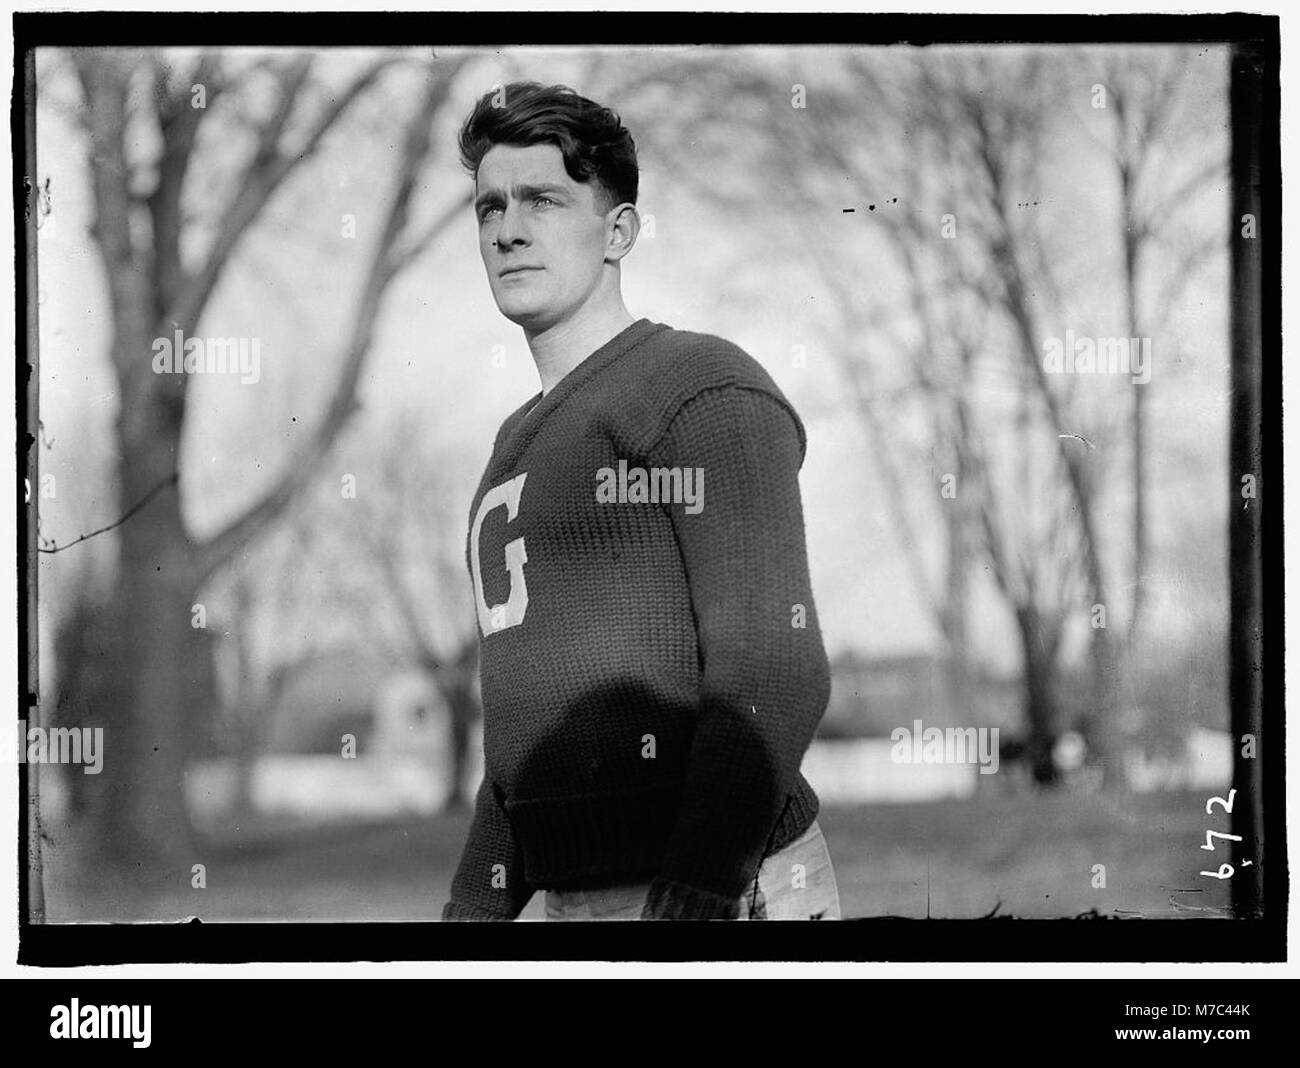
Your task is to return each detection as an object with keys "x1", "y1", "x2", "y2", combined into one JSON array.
[{"x1": 490, "y1": 318, "x2": 666, "y2": 476}]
